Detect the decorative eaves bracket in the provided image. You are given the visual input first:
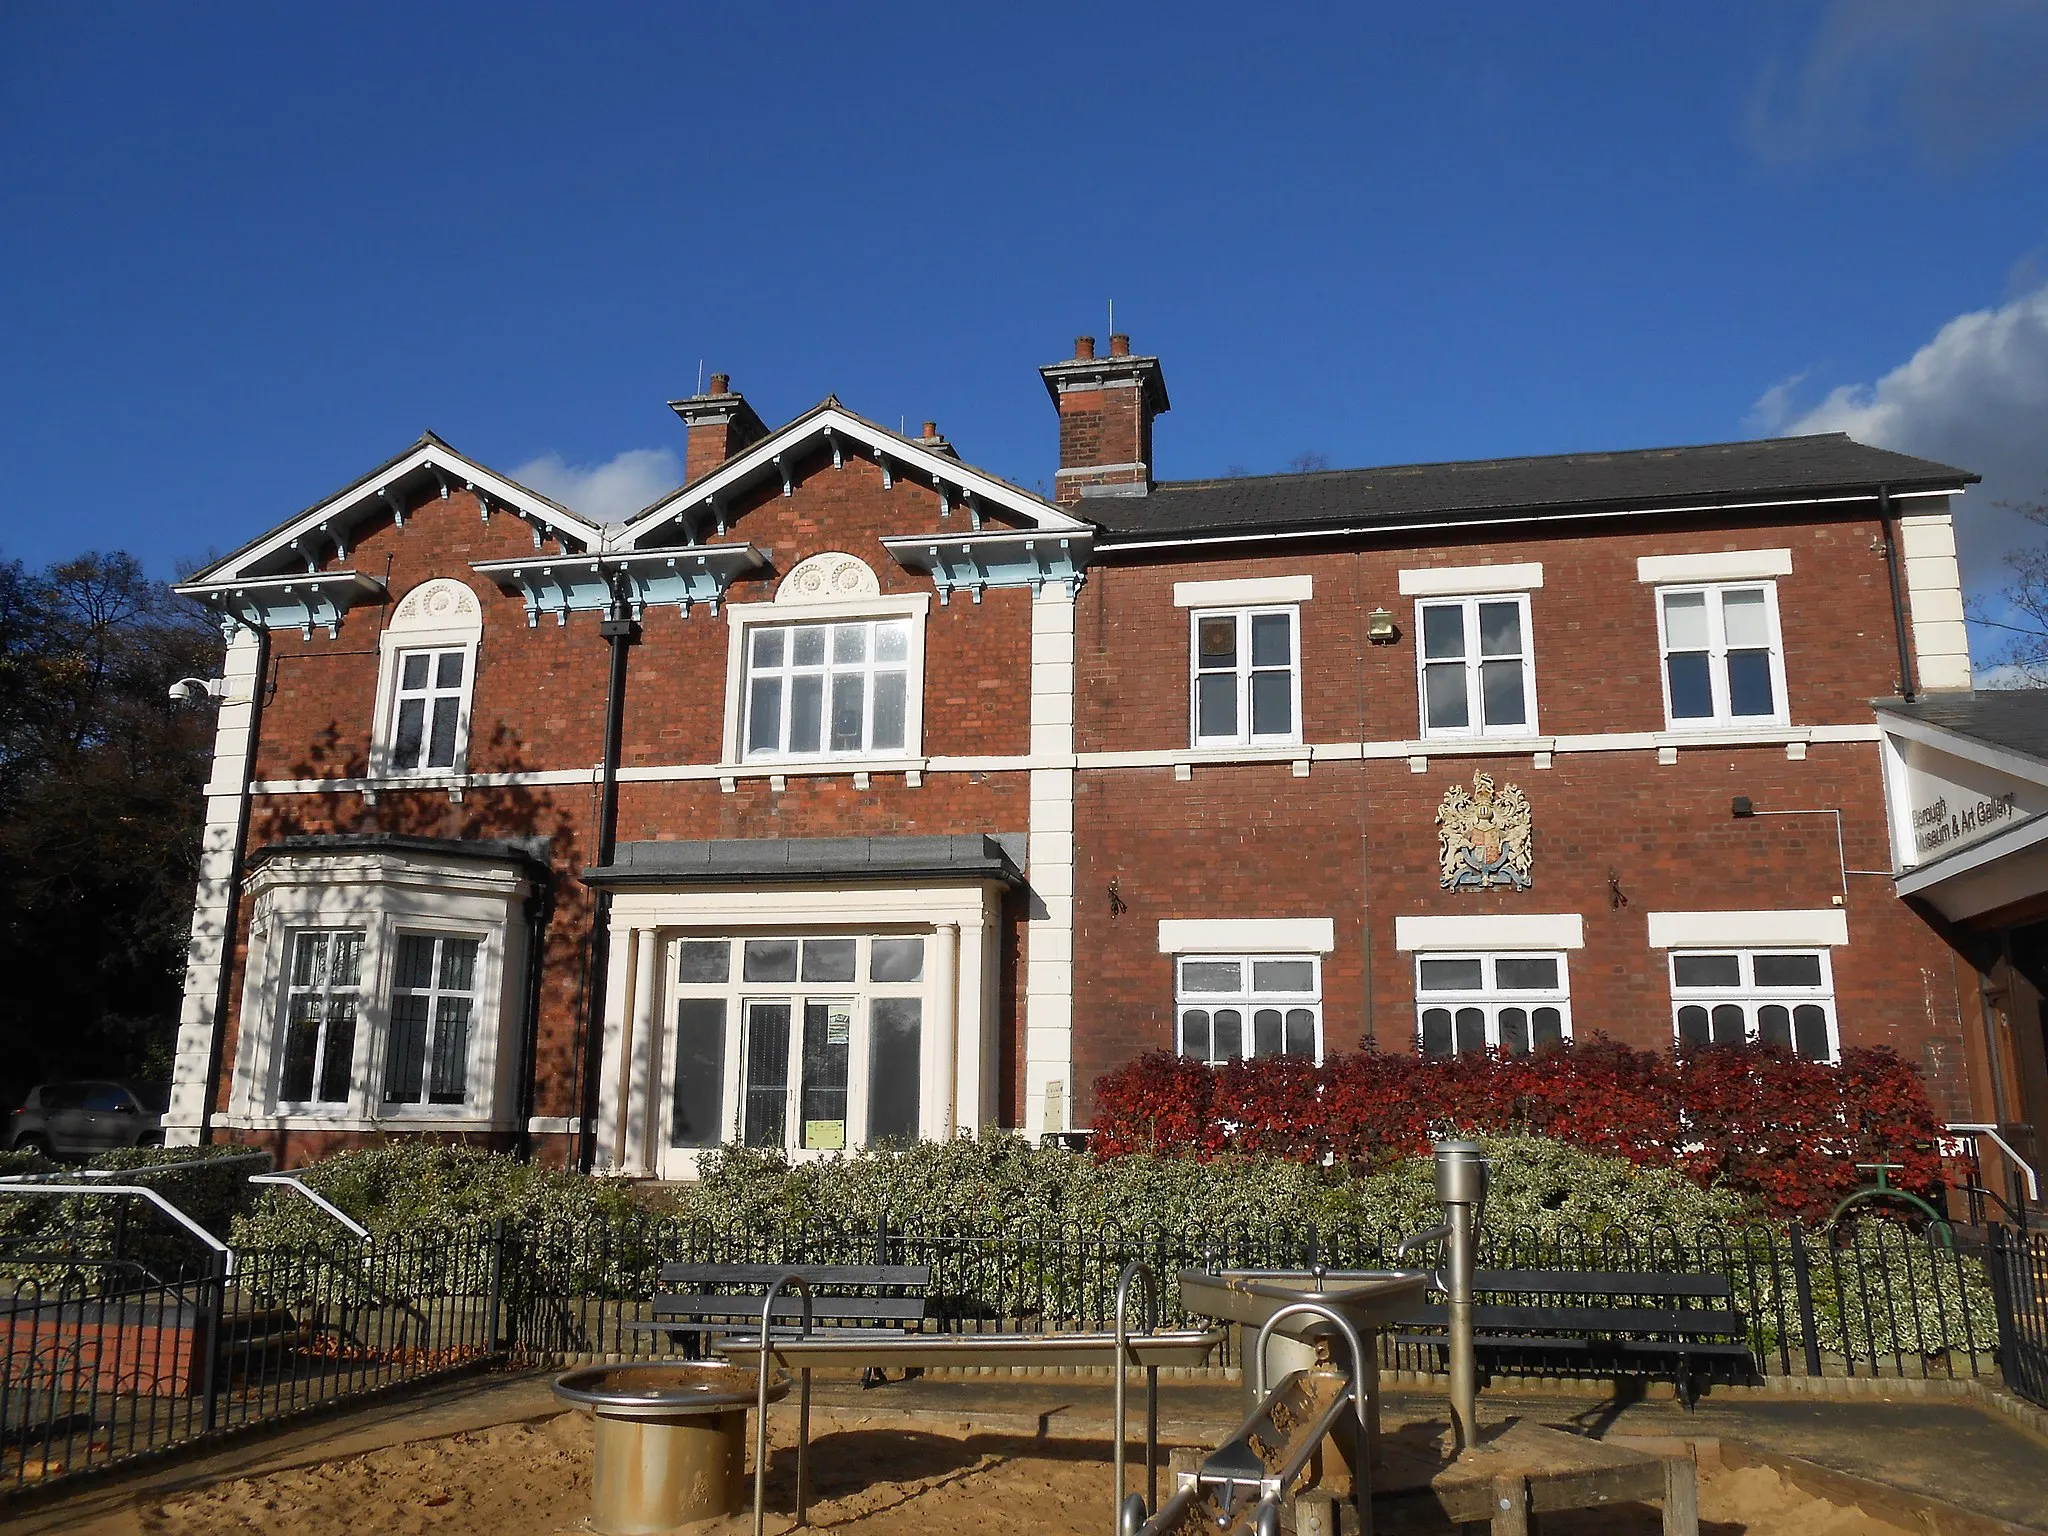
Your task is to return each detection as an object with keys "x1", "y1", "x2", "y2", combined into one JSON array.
[
  {"x1": 879, "y1": 531, "x2": 1093, "y2": 605},
  {"x1": 173, "y1": 570, "x2": 390, "y2": 639},
  {"x1": 472, "y1": 546, "x2": 769, "y2": 626}
]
